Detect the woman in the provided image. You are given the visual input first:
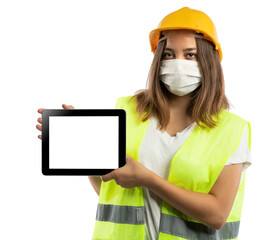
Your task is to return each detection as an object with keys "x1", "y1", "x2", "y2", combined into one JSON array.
[{"x1": 36, "y1": 7, "x2": 251, "y2": 240}]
